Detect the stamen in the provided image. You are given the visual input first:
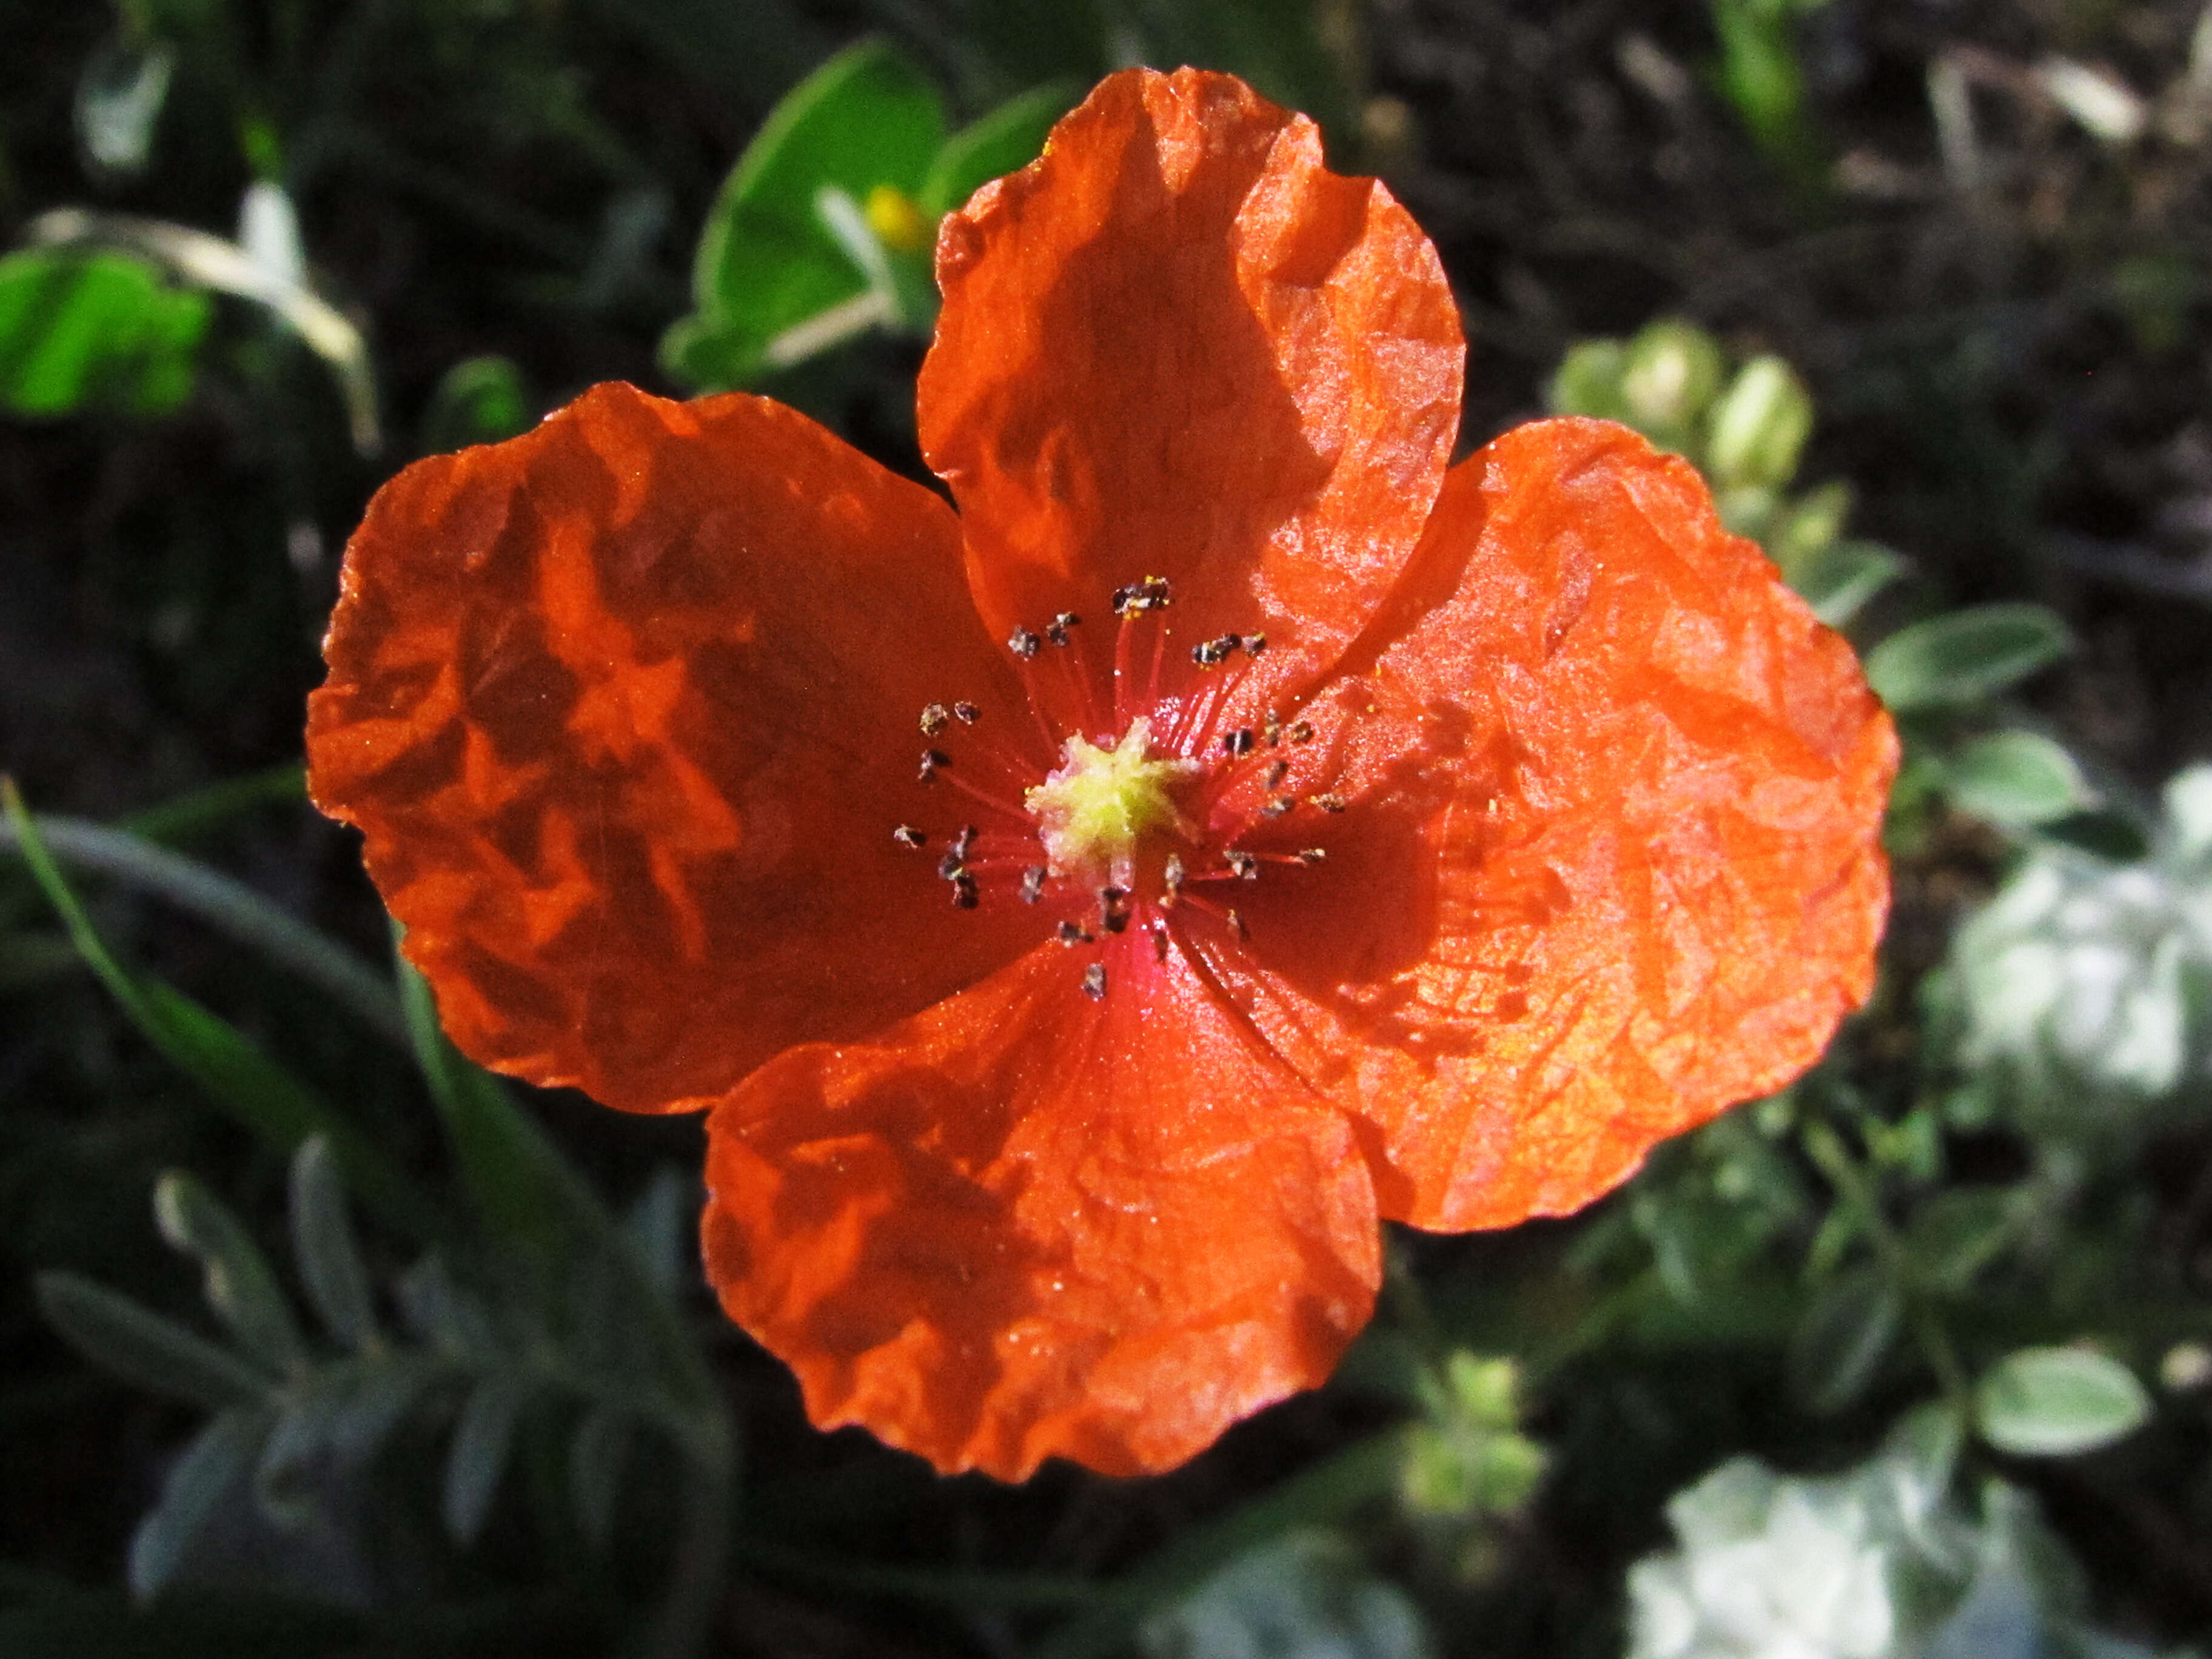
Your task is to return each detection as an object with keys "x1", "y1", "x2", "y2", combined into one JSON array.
[
  {"x1": 1225, "y1": 850, "x2": 1259, "y2": 880},
  {"x1": 1098, "y1": 886, "x2": 1131, "y2": 934},
  {"x1": 951, "y1": 874, "x2": 979, "y2": 909},
  {"x1": 920, "y1": 703, "x2": 950, "y2": 736},
  {"x1": 1289, "y1": 720, "x2": 1315, "y2": 745},
  {"x1": 1022, "y1": 866, "x2": 1047, "y2": 903},
  {"x1": 1309, "y1": 793, "x2": 1347, "y2": 813},
  {"x1": 1191, "y1": 633, "x2": 1242, "y2": 669},
  {"x1": 1058, "y1": 919, "x2": 1094, "y2": 945},
  {"x1": 1260, "y1": 797, "x2": 1294, "y2": 817},
  {"x1": 919, "y1": 748, "x2": 951, "y2": 782},
  {"x1": 951, "y1": 824, "x2": 979, "y2": 860},
  {"x1": 1008, "y1": 627, "x2": 1042, "y2": 660},
  {"x1": 1222, "y1": 728, "x2": 1256, "y2": 758},
  {"x1": 1225, "y1": 908, "x2": 1248, "y2": 940},
  {"x1": 1150, "y1": 925, "x2": 1170, "y2": 964},
  {"x1": 1162, "y1": 853, "x2": 1185, "y2": 904},
  {"x1": 1264, "y1": 714, "x2": 1282, "y2": 748},
  {"x1": 892, "y1": 825, "x2": 927, "y2": 848},
  {"x1": 953, "y1": 700, "x2": 981, "y2": 725},
  {"x1": 1082, "y1": 962, "x2": 1108, "y2": 1000},
  {"x1": 937, "y1": 849, "x2": 968, "y2": 880},
  {"x1": 1046, "y1": 612, "x2": 1081, "y2": 646},
  {"x1": 1243, "y1": 632, "x2": 1267, "y2": 656},
  {"x1": 1262, "y1": 760, "x2": 1289, "y2": 789},
  {"x1": 1298, "y1": 848, "x2": 1328, "y2": 865}
]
